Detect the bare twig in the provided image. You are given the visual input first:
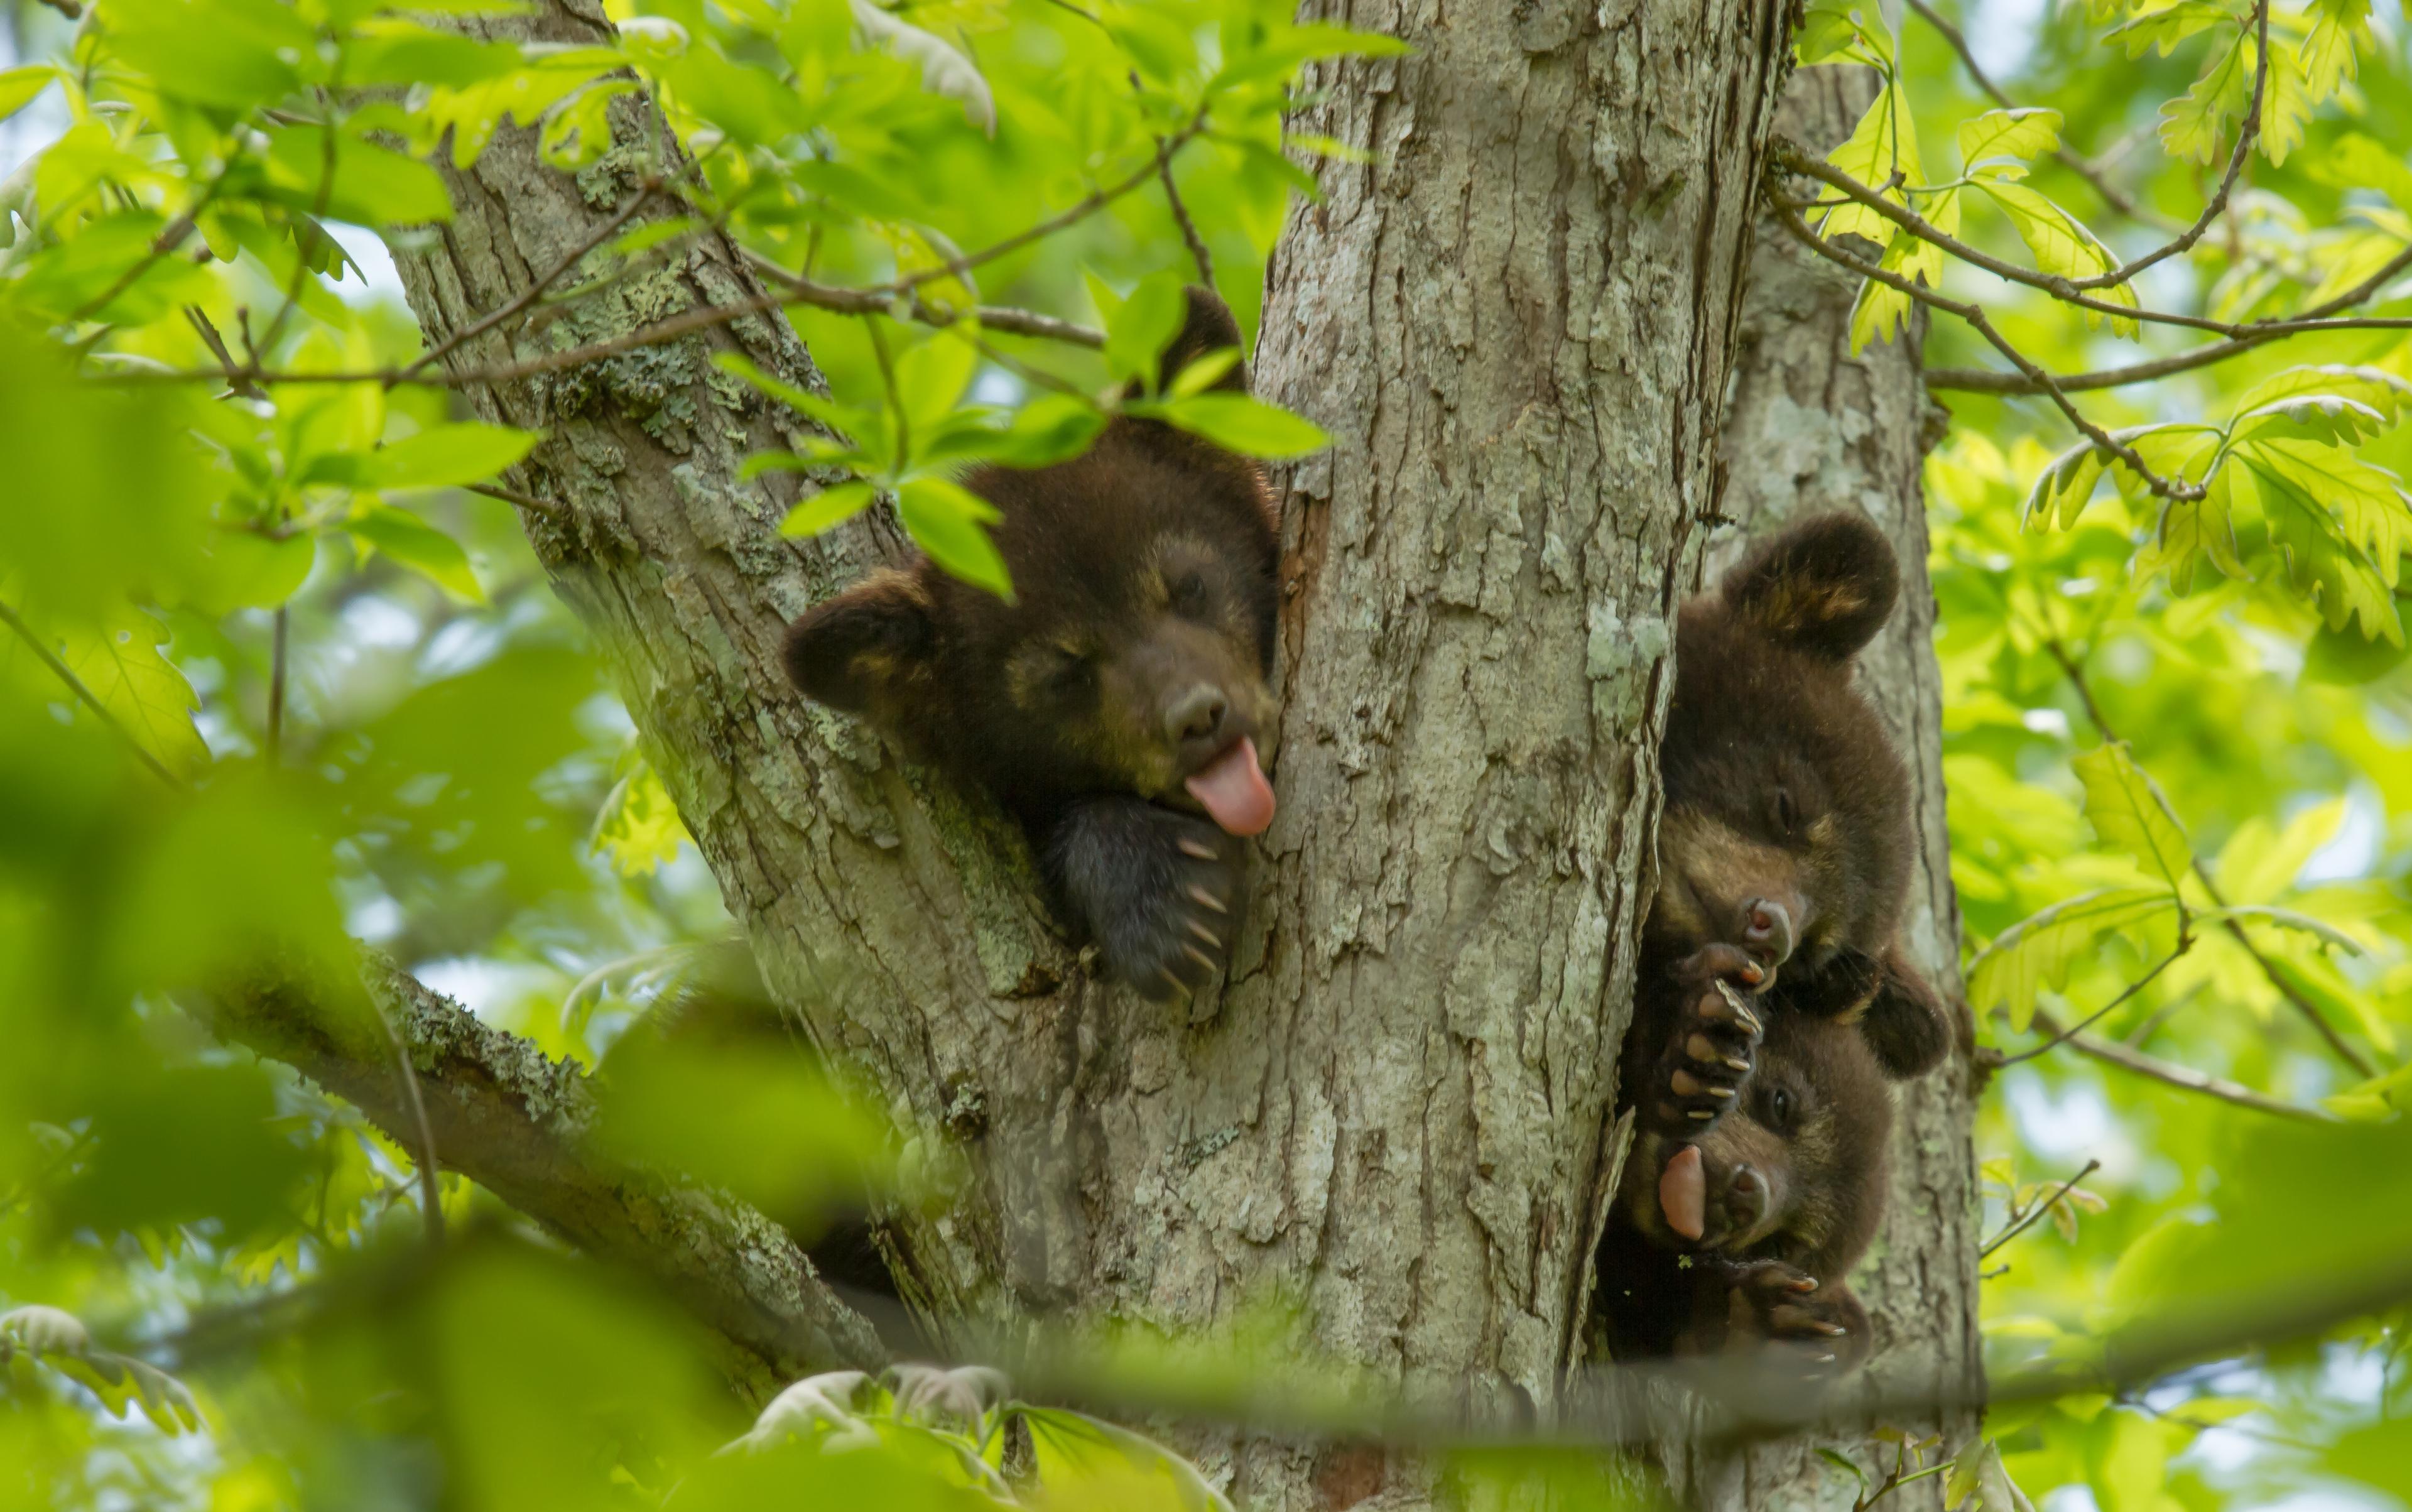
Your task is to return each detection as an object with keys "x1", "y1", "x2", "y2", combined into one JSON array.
[
  {"x1": 466, "y1": 481, "x2": 568, "y2": 516},
  {"x1": 267, "y1": 605, "x2": 288, "y2": 763},
  {"x1": 1901, "y1": 0, "x2": 2180, "y2": 233},
  {"x1": 0, "y1": 597, "x2": 188, "y2": 791},
  {"x1": 1159, "y1": 149, "x2": 1215, "y2": 286},
  {"x1": 2023, "y1": 1008, "x2": 2338, "y2": 1121},
  {"x1": 1771, "y1": 144, "x2": 2380, "y2": 339},
  {"x1": 1928, "y1": 243, "x2": 2412, "y2": 394},
  {"x1": 183, "y1": 307, "x2": 266, "y2": 400},
  {"x1": 1997, "y1": 950, "x2": 2184, "y2": 1067},
  {"x1": 1979, "y1": 1158, "x2": 2101, "y2": 1259},
  {"x1": 70, "y1": 198, "x2": 212, "y2": 324},
  {"x1": 1767, "y1": 190, "x2": 2205, "y2": 499},
  {"x1": 401, "y1": 177, "x2": 666, "y2": 382}
]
